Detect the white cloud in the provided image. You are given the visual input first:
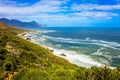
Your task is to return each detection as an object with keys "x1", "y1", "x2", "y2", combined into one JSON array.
[
  {"x1": 0, "y1": 0, "x2": 29, "y2": 7},
  {"x1": 71, "y1": 4, "x2": 120, "y2": 19},
  {"x1": 0, "y1": 0, "x2": 119, "y2": 23},
  {"x1": 0, "y1": 0, "x2": 69, "y2": 15},
  {"x1": 74, "y1": 11, "x2": 118, "y2": 19},
  {"x1": 72, "y1": 4, "x2": 120, "y2": 11}
]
